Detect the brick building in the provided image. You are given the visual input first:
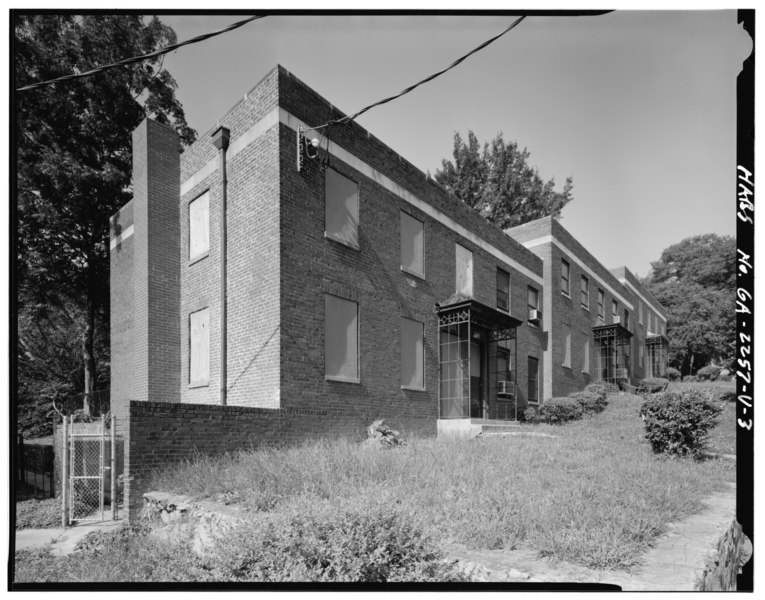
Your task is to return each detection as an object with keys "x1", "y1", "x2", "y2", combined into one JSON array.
[
  {"x1": 110, "y1": 65, "x2": 667, "y2": 513},
  {"x1": 506, "y1": 217, "x2": 669, "y2": 400}
]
